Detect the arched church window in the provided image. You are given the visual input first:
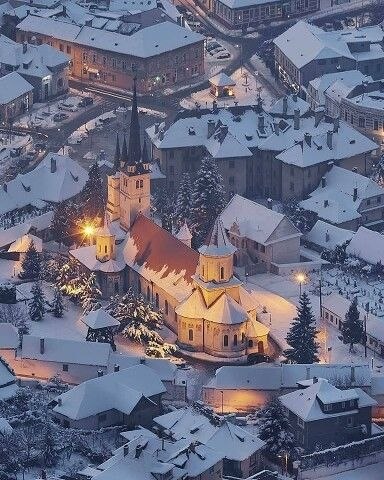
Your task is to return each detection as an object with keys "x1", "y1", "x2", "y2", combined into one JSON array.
[
  {"x1": 165, "y1": 300, "x2": 169, "y2": 315},
  {"x1": 234, "y1": 334, "x2": 238, "y2": 346},
  {"x1": 155, "y1": 292, "x2": 159, "y2": 308},
  {"x1": 248, "y1": 339, "x2": 253, "y2": 348},
  {"x1": 241, "y1": 332, "x2": 245, "y2": 343},
  {"x1": 105, "y1": 245, "x2": 107, "y2": 254},
  {"x1": 189, "y1": 329, "x2": 193, "y2": 341},
  {"x1": 136, "y1": 180, "x2": 139, "y2": 189},
  {"x1": 223, "y1": 335, "x2": 228, "y2": 347},
  {"x1": 147, "y1": 286, "x2": 150, "y2": 301},
  {"x1": 140, "y1": 179, "x2": 143, "y2": 188},
  {"x1": 220, "y1": 266, "x2": 224, "y2": 280}
]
